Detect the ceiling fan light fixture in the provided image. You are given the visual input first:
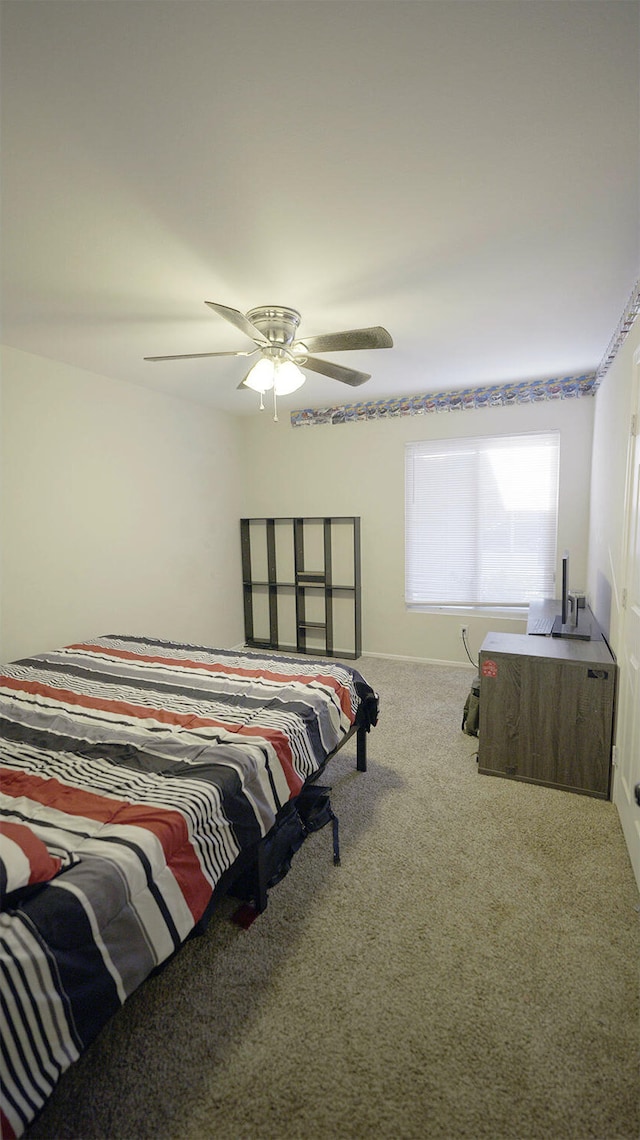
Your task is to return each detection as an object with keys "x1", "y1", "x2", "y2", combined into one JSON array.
[
  {"x1": 243, "y1": 357, "x2": 276, "y2": 393},
  {"x1": 273, "y1": 359, "x2": 306, "y2": 395},
  {"x1": 242, "y1": 356, "x2": 306, "y2": 396}
]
